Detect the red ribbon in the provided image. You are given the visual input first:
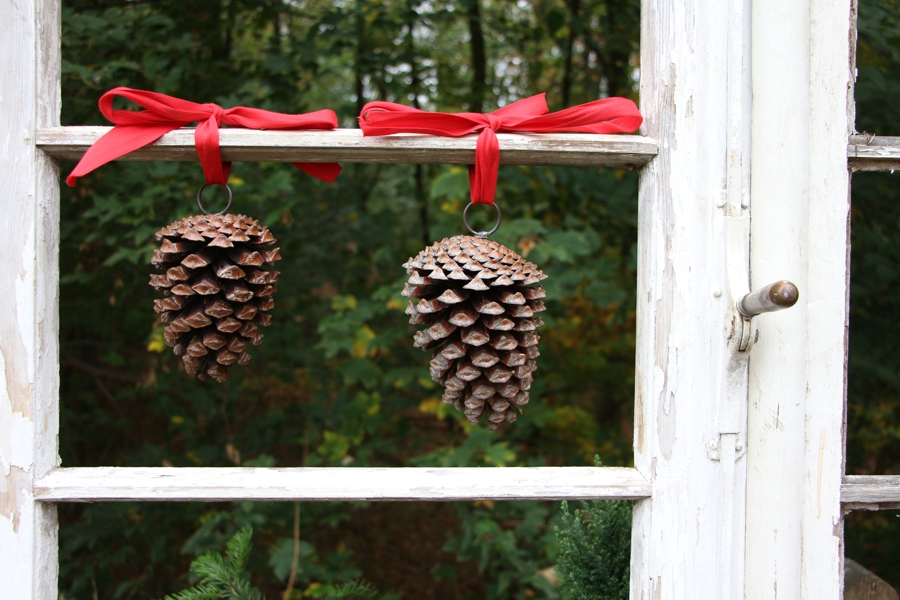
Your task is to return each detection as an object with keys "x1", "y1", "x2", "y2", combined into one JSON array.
[
  {"x1": 67, "y1": 87, "x2": 342, "y2": 187},
  {"x1": 358, "y1": 93, "x2": 642, "y2": 204}
]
